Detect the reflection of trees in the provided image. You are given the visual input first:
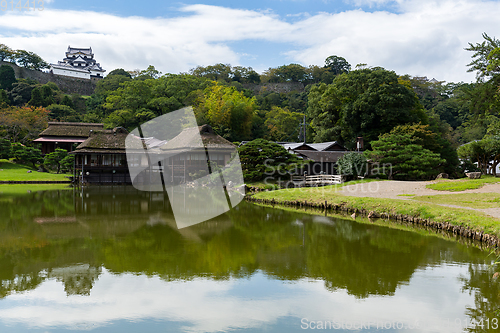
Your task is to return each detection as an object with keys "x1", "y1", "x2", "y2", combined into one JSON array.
[
  {"x1": 460, "y1": 264, "x2": 500, "y2": 333},
  {"x1": 49, "y1": 265, "x2": 102, "y2": 296},
  {"x1": 305, "y1": 221, "x2": 429, "y2": 298},
  {"x1": 0, "y1": 187, "x2": 497, "y2": 302}
]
